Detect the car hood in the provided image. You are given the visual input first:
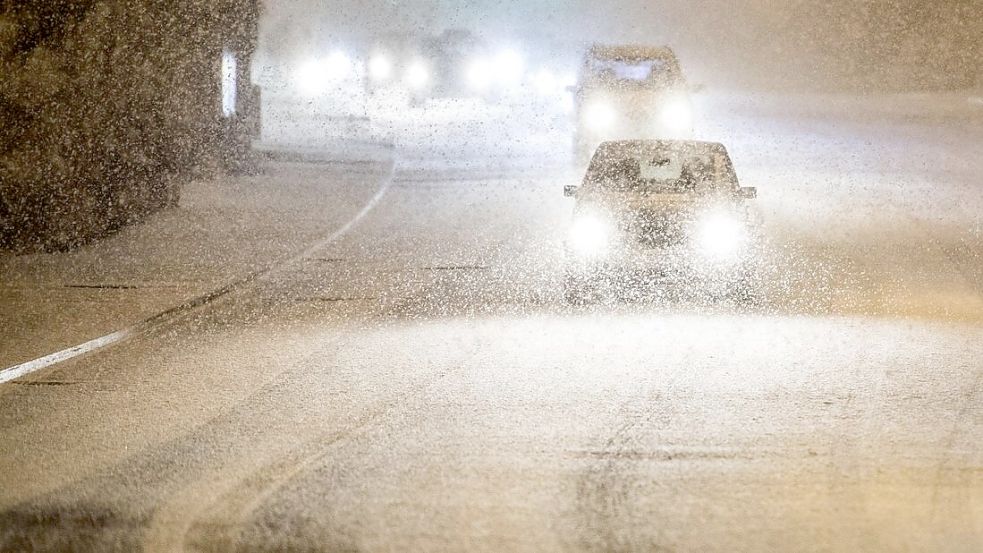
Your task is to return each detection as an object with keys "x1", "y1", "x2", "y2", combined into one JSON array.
[
  {"x1": 578, "y1": 190, "x2": 725, "y2": 220},
  {"x1": 582, "y1": 85, "x2": 685, "y2": 106}
]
